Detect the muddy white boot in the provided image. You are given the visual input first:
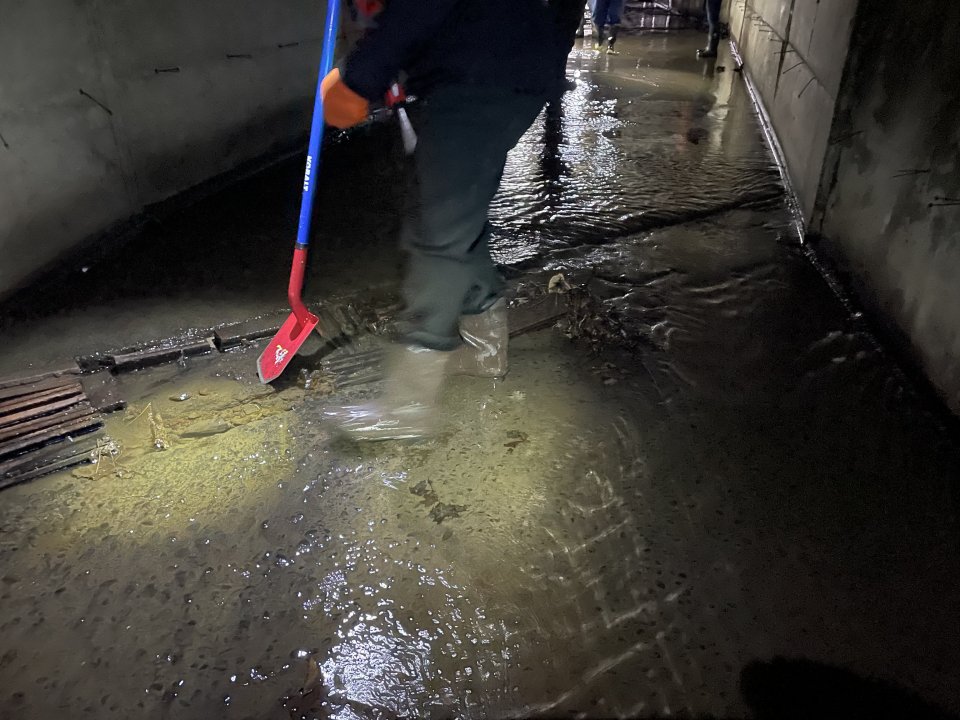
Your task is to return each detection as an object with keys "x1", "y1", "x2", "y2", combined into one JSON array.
[
  {"x1": 593, "y1": 23, "x2": 606, "y2": 50},
  {"x1": 697, "y1": 32, "x2": 720, "y2": 58},
  {"x1": 449, "y1": 298, "x2": 509, "y2": 378},
  {"x1": 322, "y1": 345, "x2": 451, "y2": 441},
  {"x1": 606, "y1": 25, "x2": 620, "y2": 54}
]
